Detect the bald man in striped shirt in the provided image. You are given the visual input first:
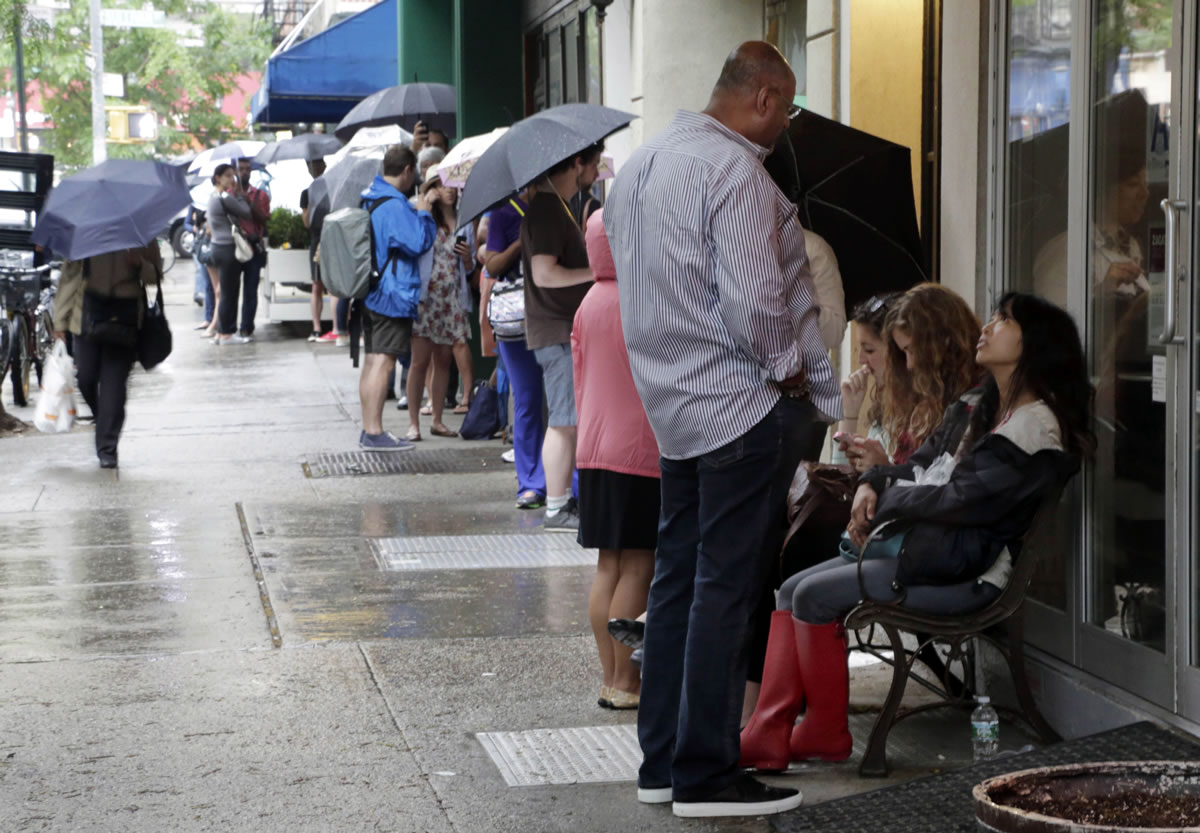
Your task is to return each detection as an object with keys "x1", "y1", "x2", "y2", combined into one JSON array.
[{"x1": 605, "y1": 42, "x2": 839, "y2": 818}]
